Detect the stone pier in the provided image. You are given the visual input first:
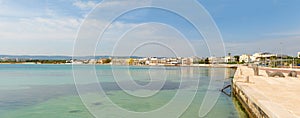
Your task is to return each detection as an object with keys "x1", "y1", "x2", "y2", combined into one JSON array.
[{"x1": 233, "y1": 66, "x2": 300, "y2": 118}]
